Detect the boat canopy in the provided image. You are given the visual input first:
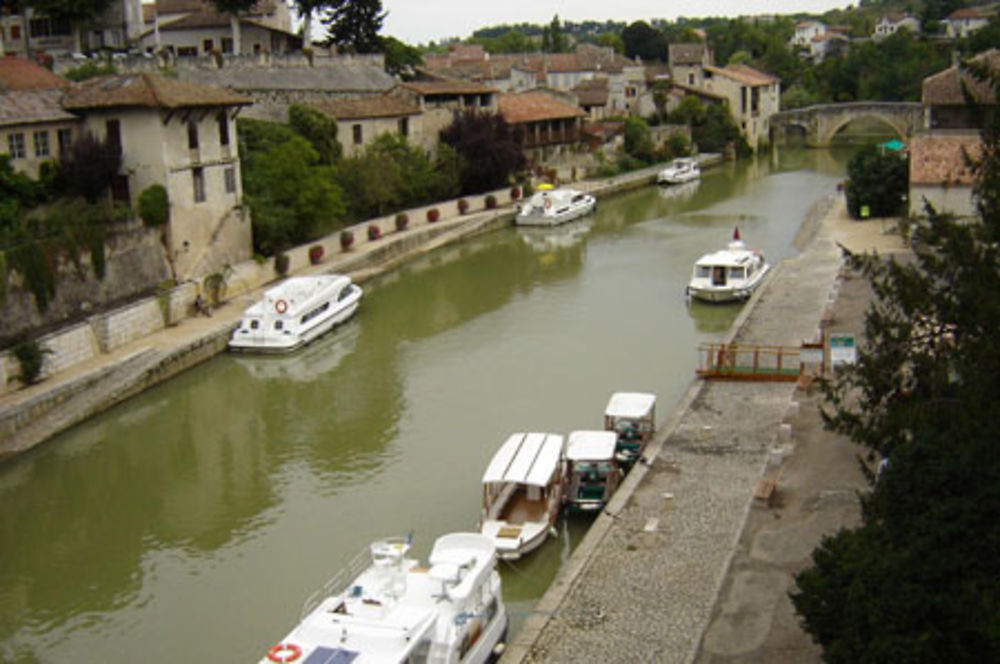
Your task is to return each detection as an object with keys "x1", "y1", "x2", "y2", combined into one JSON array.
[
  {"x1": 246, "y1": 275, "x2": 352, "y2": 317},
  {"x1": 605, "y1": 392, "x2": 656, "y2": 419},
  {"x1": 694, "y1": 248, "x2": 756, "y2": 268},
  {"x1": 566, "y1": 431, "x2": 618, "y2": 462},
  {"x1": 482, "y1": 432, "x2": 564, "y2": 486}
]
